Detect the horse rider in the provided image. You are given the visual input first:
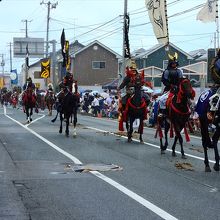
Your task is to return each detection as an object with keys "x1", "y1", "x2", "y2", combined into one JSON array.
[
  {"x1": 161, "y1": 54, "x2": 183, "y2": 94},
  {"x1": 158, "y1": 53, "x2": 183, "y2": 116},
  {"x1": 196, "y1": 49, "x2": 220, "y2": 125},
  {"x1": 23, "y1": 77, "x2": 36, "y2": 92},
  {"x1": 117, "y1": 63, "x2": 145, "y2": 109},
  {"x1": 45, "y1": 83, "x2": 54, "y2": 97}
]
